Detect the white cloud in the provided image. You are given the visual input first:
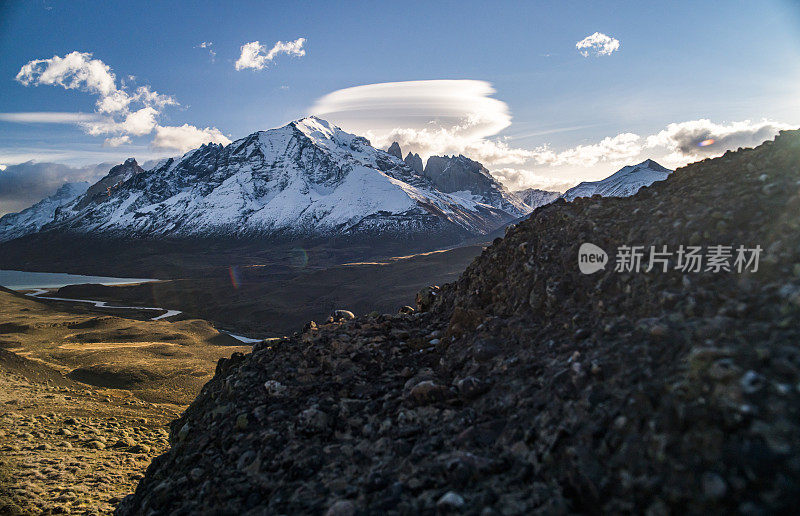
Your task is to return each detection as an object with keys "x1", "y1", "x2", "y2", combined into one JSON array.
[
  {"x1": 235, "y1": 38, "x2": 306, "y2": 71},
  {"x1": 576, "y1": 32, "x2": 620, "y2": 57},
  {"x1": 81, "y1": 107, "x2": 158, "y2": 137},
  {"x1": 195, "y1": 41, "x2": 216, "y2": 62},
  {"x1": 550, "y1": 132, "x2": 642, "y2": 167},
  {"x1": 122, "y1": 107, "x2": 159, "y2": 136},
  {"x1": 15, "y1": 51, "x2": 174, "y2": 138},
  {"x1": 16, "y1": 51, "x2": 117, "y2": 95},
  {"x1": 646, "y1": 118, "x2": 793, "y2": 159},
  {"x1": 491, "y1": 168, "x2": 575, "y2": 193},
  {"x1": 14, "y1": 51, "x2": 222, "y2": 153},
  {"x1": 103, "y1": 135, "x2": 131, "y2": 147},
  {"x1": 151, "y1": 124, "x2": 231, "y2": 153},
  {"x1": 0, "y1": 112, "x2": 99, "y2": 123},
  {"x1": 95, "y1": 90, "x2": 132, "y2": 113}
]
